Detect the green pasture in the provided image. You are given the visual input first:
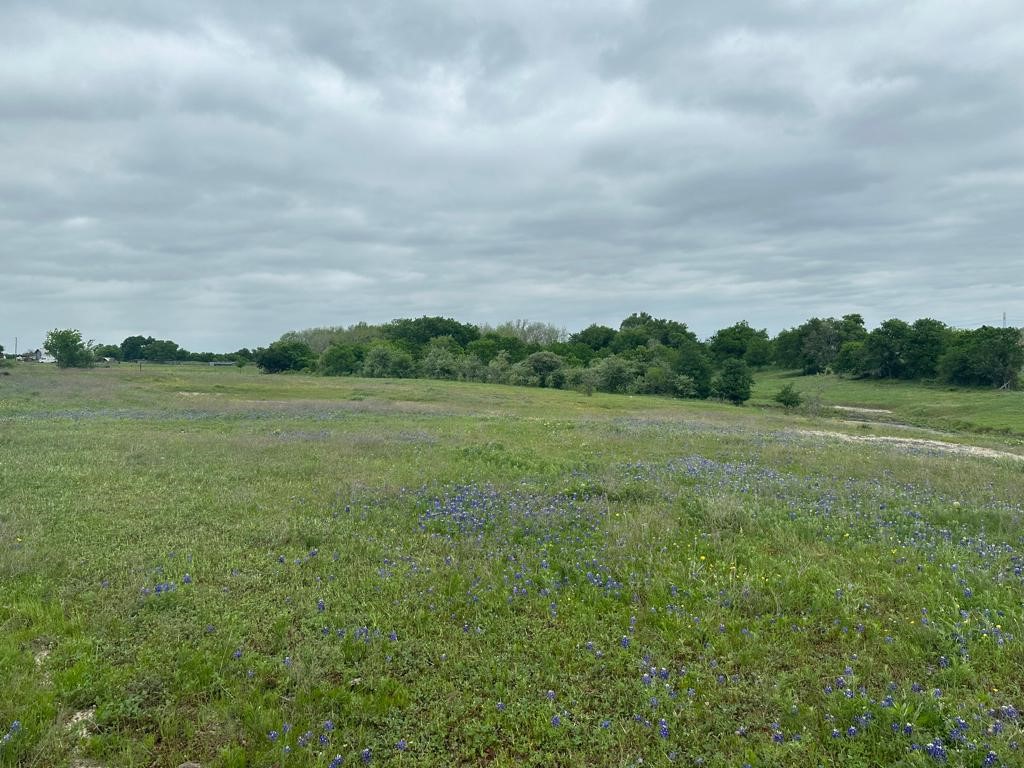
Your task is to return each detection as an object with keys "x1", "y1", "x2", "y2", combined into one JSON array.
[{"x1": 1, "y1": 364, "x2": 1022, "y2": 767}]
